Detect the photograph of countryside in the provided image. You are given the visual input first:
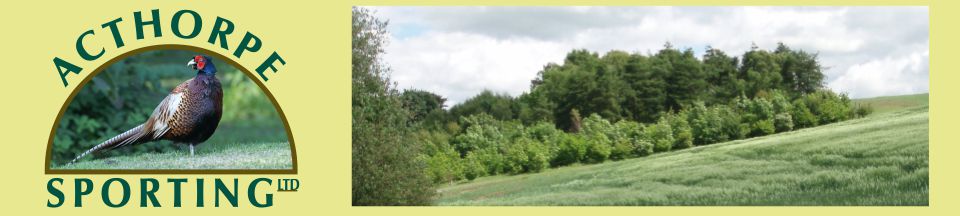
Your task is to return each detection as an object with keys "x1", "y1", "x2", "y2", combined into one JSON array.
[
  {"x1": 50, "y1": 50, "x2": 292, "y2": 170},
  {"x1": 352, "y1": 6, "x2": 928, "y2": 205}
]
